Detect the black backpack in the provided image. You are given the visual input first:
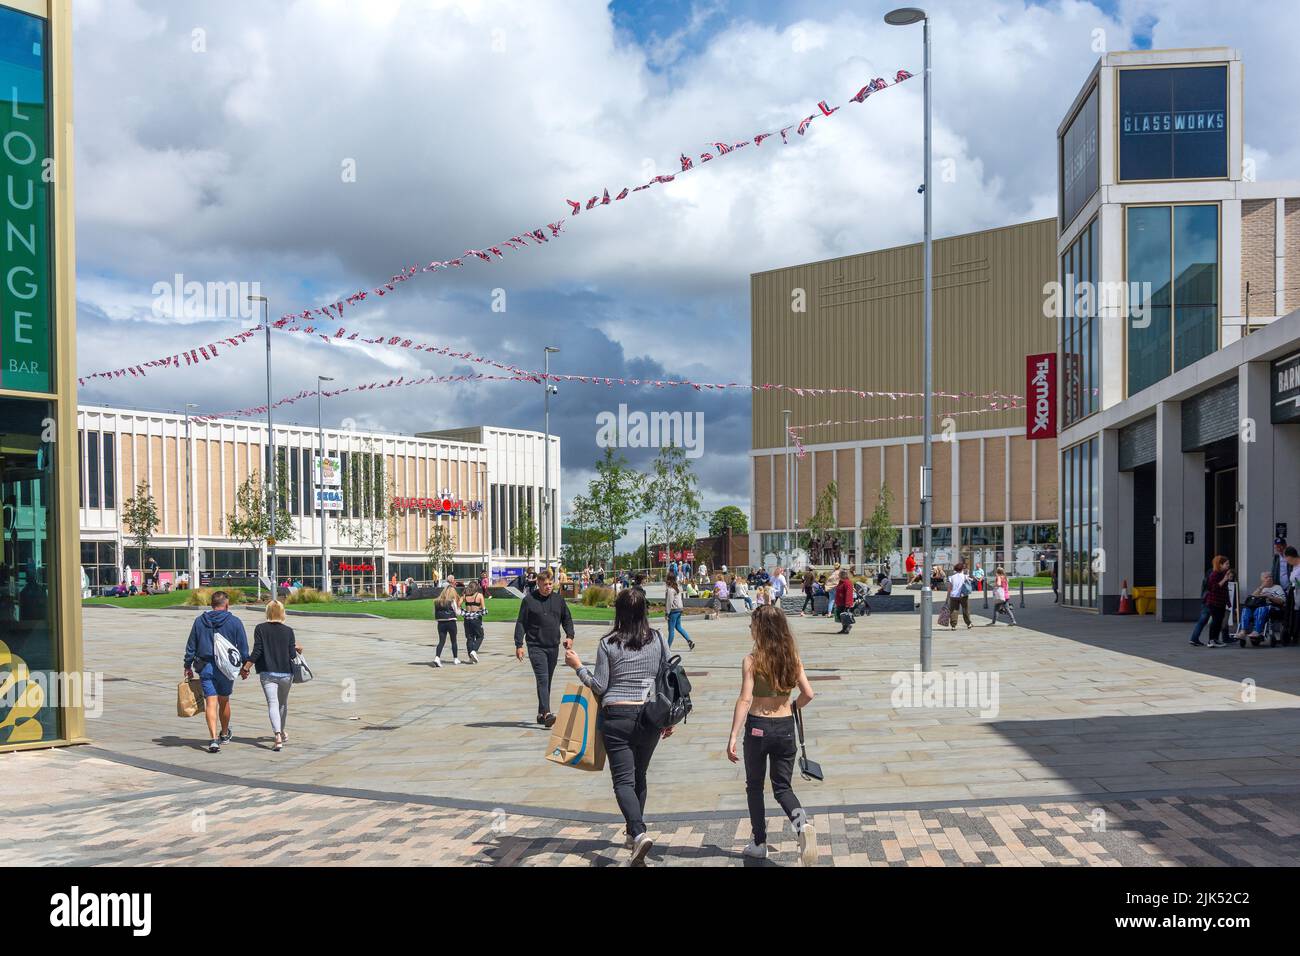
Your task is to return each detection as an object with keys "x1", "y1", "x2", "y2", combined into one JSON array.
[{"x1": 639, "y1": 632, "x2": 693, "y2": 731}]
